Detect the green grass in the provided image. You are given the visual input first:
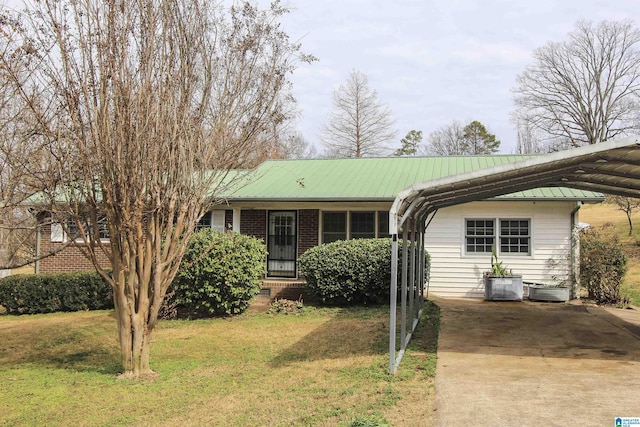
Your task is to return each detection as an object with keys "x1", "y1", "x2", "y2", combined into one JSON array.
[
  {"x1": 581, "y1": 203, "x2": 640, "y2": 306},
  {"x1": 0, "y1": 303, "x2": 439, "y2": 427}
]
